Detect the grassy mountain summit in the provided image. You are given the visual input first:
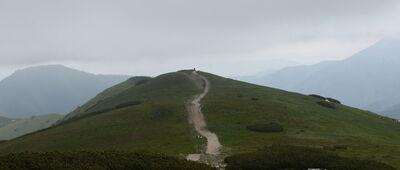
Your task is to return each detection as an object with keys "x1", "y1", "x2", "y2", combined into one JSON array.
[{"x1": 0, "y1": 71, "x2": 399, "y2": 168}]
